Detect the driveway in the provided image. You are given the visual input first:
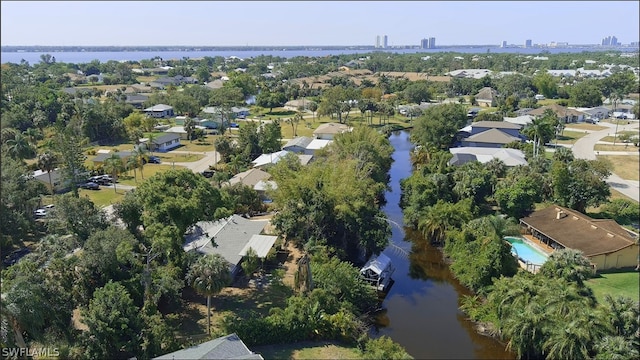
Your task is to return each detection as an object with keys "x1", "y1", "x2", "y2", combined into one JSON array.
[
  {"x1": 571, "y1": 121, "x2": 639, "y2": 202},
  {"x1": 166, "y1": 150, "x2": 221, "y2": 173}
]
